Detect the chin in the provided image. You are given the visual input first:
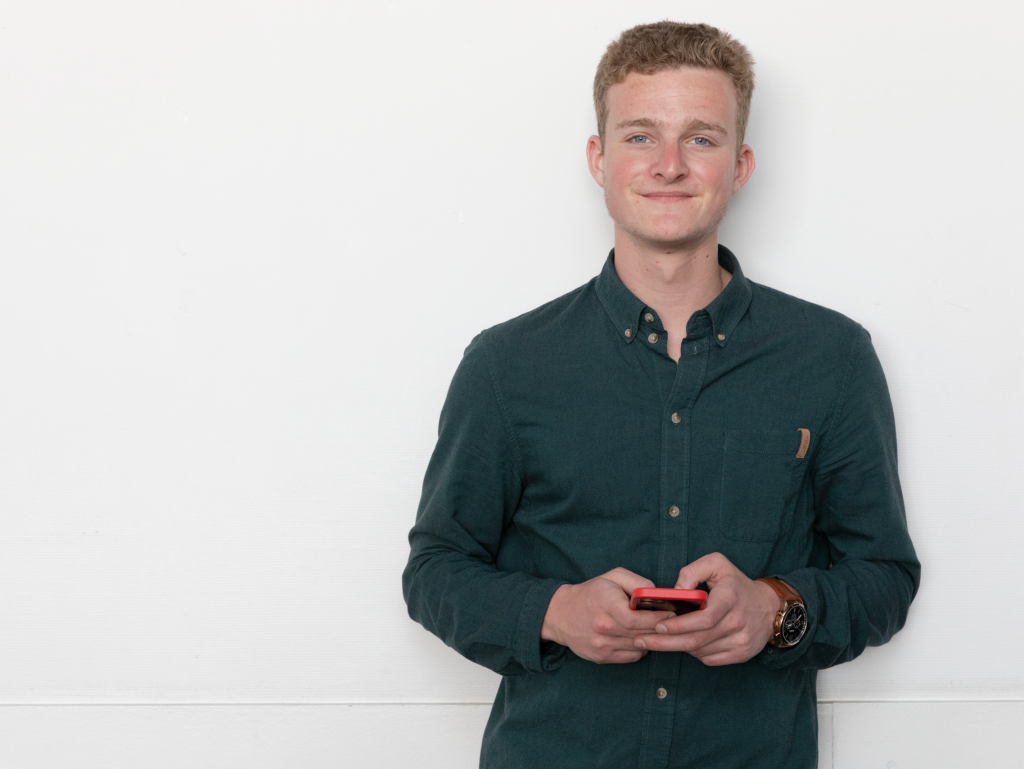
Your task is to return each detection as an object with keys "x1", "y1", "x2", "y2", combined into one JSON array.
[
  {"x1": 638, "y1": 224, "x2": 714, "y2": 248},
  {"x1": 643, "y1": 221, "x2": 708, "y2": 241}
]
